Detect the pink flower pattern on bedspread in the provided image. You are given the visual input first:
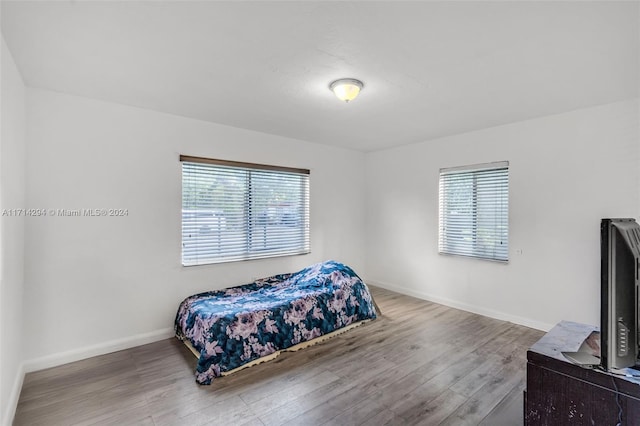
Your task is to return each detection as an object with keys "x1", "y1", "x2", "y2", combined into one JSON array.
[{"x1": 174, "y1": 260, "x2": 377, "y2": 384}]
